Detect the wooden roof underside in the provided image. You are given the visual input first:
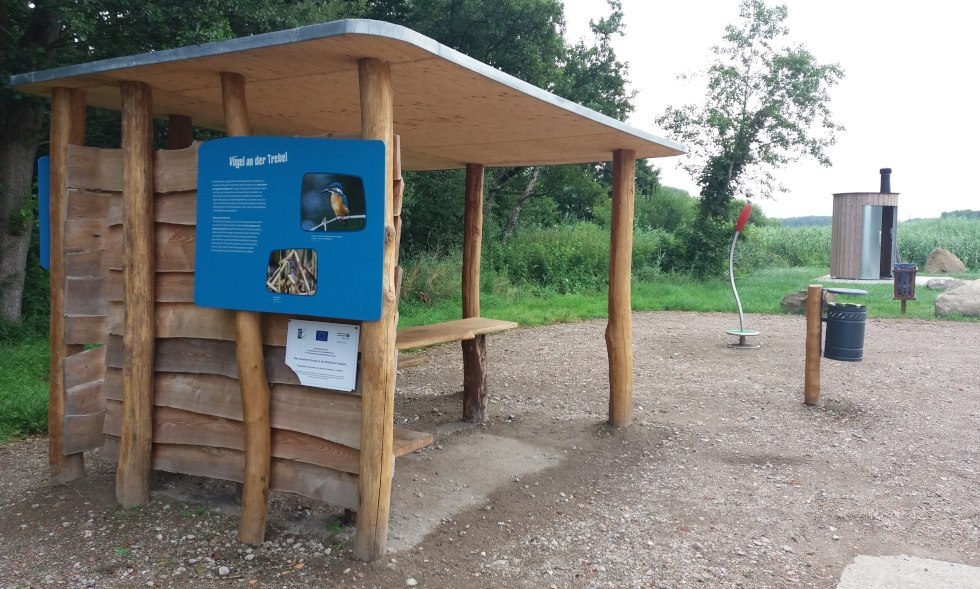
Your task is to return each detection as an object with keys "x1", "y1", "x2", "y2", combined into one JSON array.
[{"x1": 12, "y1": 20, "x2": 684, "y2": 171}]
